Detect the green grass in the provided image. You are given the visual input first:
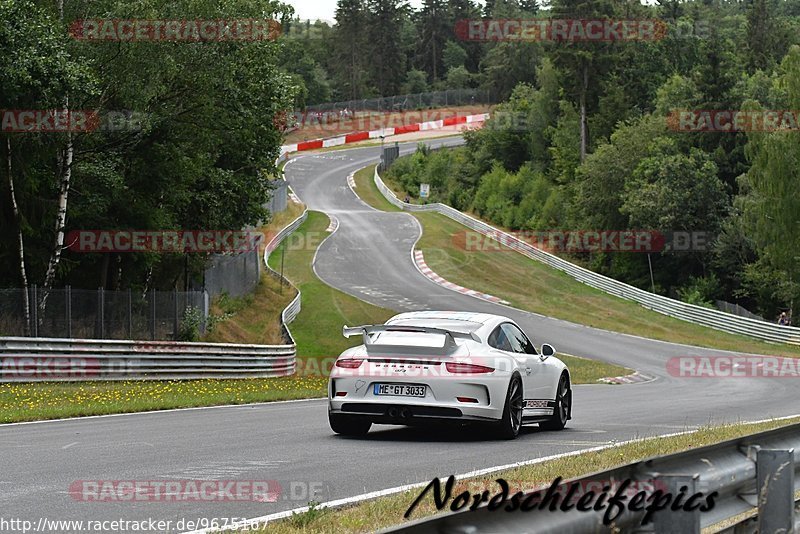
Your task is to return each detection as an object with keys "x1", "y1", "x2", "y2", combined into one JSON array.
[
  {"x1": 352, "y1": 165, "x2": 402, "y2": 212},
  {"x1": 0, "y1": 377, "x2": 327, "y2": 424},
  {"x1": 559, "y1": 354, "x2": 628, "y2": 383},
  {"x1": 257, "y1": 416, "x2": 800, "y2": 534},
  {"x1": 355, "y1": 167, "x2": 800, "y2": 359}
]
